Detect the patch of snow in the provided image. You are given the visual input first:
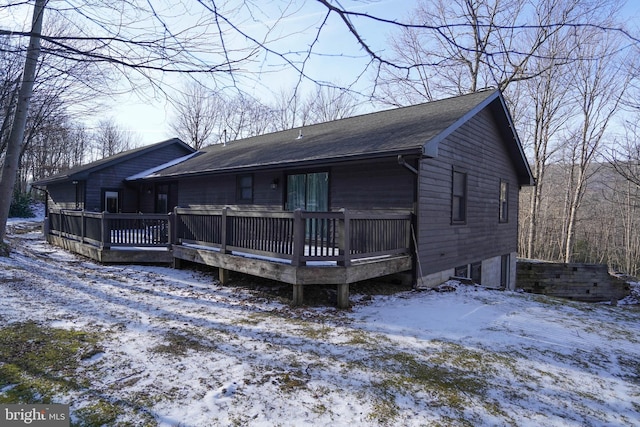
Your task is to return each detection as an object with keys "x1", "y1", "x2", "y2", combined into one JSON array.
[{"x1": 1, "y1": 216, "x2": 639, "y2": 426}]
